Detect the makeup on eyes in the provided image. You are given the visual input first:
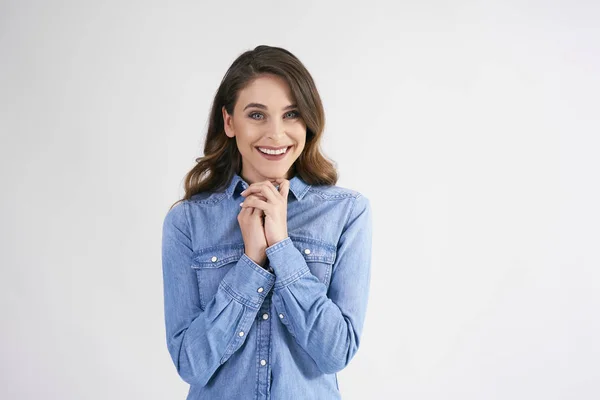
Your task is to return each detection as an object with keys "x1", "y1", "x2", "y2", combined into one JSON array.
[{"x1": 247, "y1": 110, "x2": 300, "y2": 120}]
